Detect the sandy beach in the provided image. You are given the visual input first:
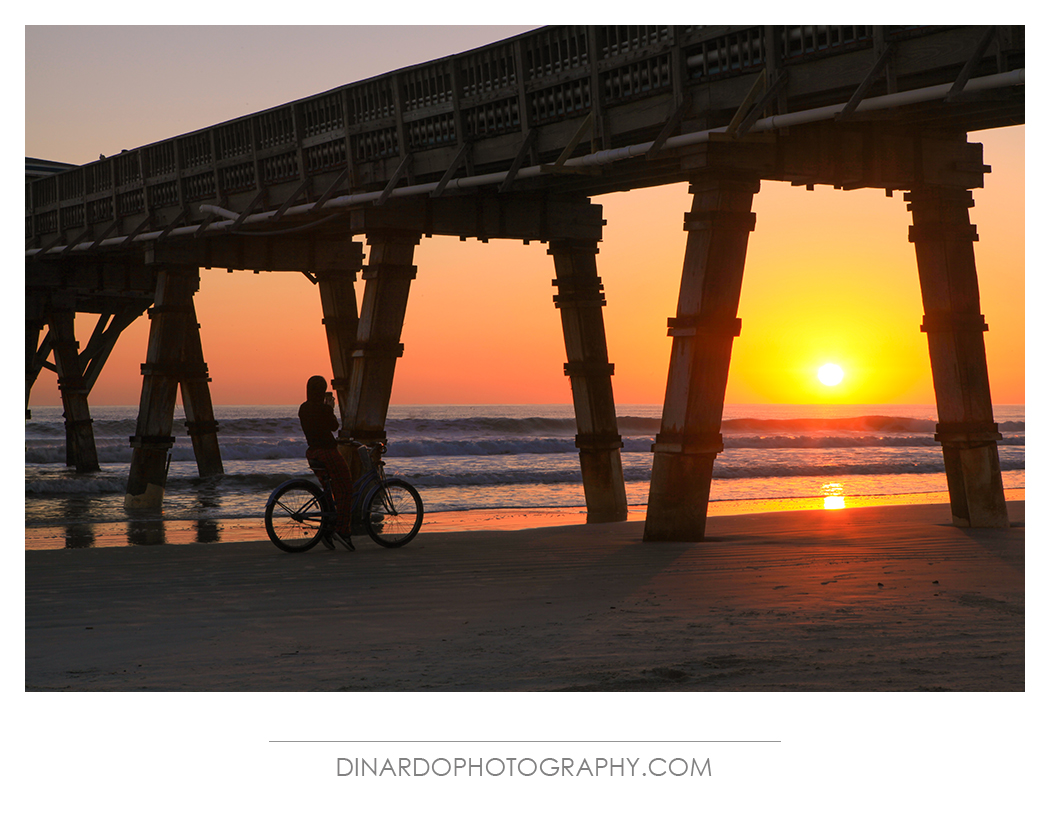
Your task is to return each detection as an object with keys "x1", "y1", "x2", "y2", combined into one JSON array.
[{"x1": 25, "y1": 500, "x2": 1023, "y2": 692}]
